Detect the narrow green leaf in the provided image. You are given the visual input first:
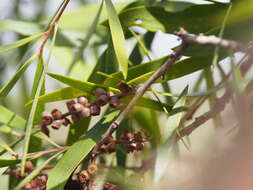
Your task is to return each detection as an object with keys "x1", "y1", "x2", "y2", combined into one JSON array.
[
  {"x1": 0, "y1": 33, "x2": 43, "y2": 55},
  {"x1": 105, "y1": 0, "x2": 128, "y2": 79},
  {"x1": 34, "y1": 132, "x2": 61, "y2": 148},
  {"x1": 0, "y1": 139, "x2": 16, "y2": 155},
  {"x1": 0, "y1": 54, "x2": 37, "y2": 98},
  {"x1": 0, "y1": 125, "x2": 22, "y2": 137},
  {"x1": 47, "y1": 111, "x2": 119, "y2": 190},
  {"x1": 21, "y1": 24, "x2": 58, "y2": 174},
  {"x1": 0, "y1": 106, "x2": 26, "y2": 131},
  {"x1": 0, "y1": 20, "x2": 42, "y2": 36},
  {"x1": 0, "y1": 158, "x2": 21, "y2": 168},
  {"x1": 47, "y1": 72, "x2": 120, "y2": 94},
  {"x1": 14, "y1": 151, "x2": 65, "y2": 190}
]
